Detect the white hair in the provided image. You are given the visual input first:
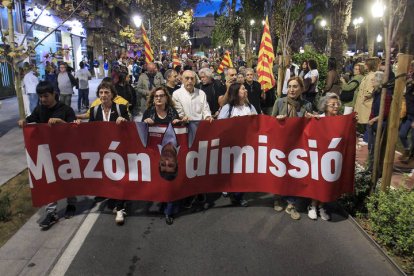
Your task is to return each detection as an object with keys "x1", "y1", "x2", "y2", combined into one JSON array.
[{"x1": 198, "y1": 68, "x2": 213, "y2": 78}]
